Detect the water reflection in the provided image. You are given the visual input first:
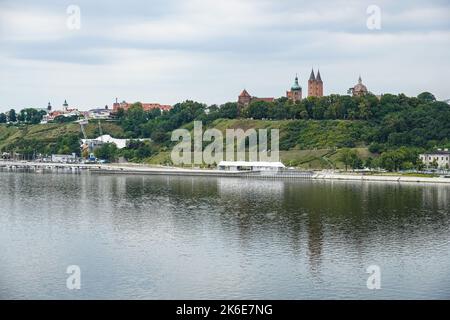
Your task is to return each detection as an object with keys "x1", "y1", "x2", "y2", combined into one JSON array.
[{"x1": 0, "y1": 172, "x2": 449, "y2": 299}]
